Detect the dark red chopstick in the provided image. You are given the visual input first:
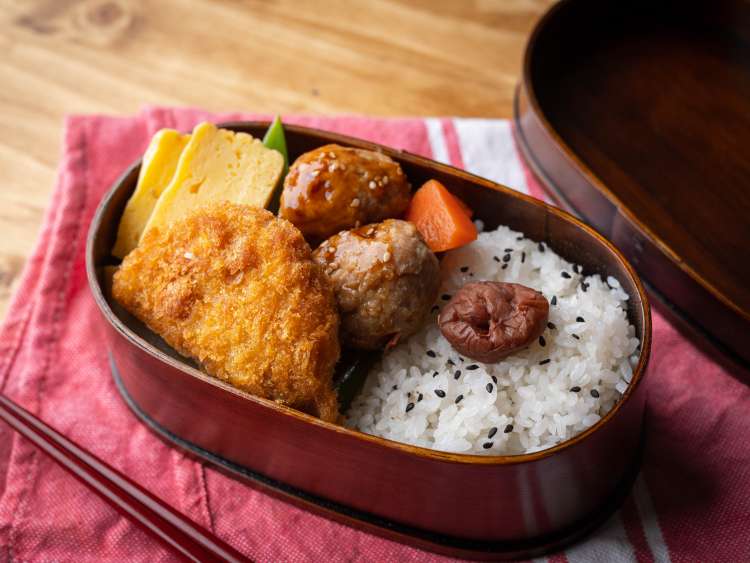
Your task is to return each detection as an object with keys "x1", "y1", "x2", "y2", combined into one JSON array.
[{"x1": 0, "y1": 394, "x2": 248, "y2": 562}]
